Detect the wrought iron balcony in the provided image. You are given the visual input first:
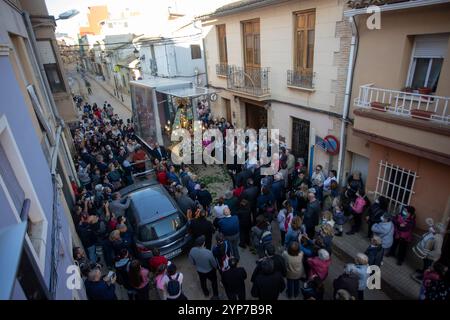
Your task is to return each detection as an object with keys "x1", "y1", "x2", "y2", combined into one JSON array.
[
  {"x1": 216, "y1": 63, "x2": 229, "y2": 77},
  {"x1": 287, "y1": 70, "x2": 314, "y2": 89},
  {"x1": 354, "y1": 84, "x2": 450, "y2": 125},
  {"x1": 227, "y1": 65, "x2": 270, "y2": 97}
]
